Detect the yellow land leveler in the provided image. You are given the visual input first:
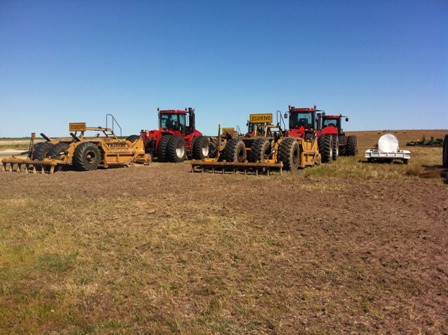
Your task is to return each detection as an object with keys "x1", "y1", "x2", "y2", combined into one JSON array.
[
  {"x1": 191, "y1": 113, "x2": 321, "y2": 175},
  {"x1": 1, "y1": 115, "x2": 151, "y2": 174}
]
